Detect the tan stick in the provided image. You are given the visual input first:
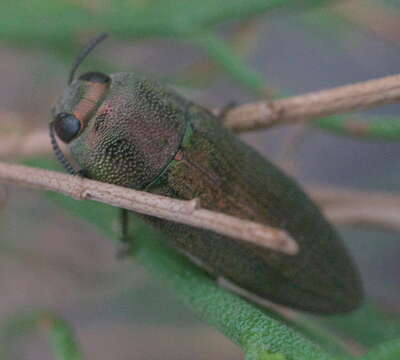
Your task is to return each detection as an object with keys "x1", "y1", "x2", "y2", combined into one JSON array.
[
  {"x1": 0, "y1": 161, "x2": 298, "y2": 255},
  {"x1": 2, "y1": 73, "x2": 400, "y2": 159},
  {"x1": 223, "y1": 73, "x2": 400, "y2": 132},
  {"x1": 0, "y1": 130, "x2": 52, "y2": 158},
  {"x1": 309, "y1": 185, "x2": 400, "y2": 207},
  {"x1": 309, "y1": 186, "x2": 400, "y2": 234},
  {"x1": 325, "y1": 206, "x2": 400, "y2": 233}
]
